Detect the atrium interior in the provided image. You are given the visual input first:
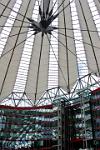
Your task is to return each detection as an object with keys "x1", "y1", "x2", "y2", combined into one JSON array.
[{"x1": 0, "y1": 0, "x2": 100, "y2": 149}]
